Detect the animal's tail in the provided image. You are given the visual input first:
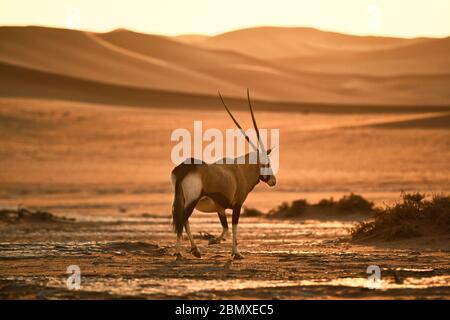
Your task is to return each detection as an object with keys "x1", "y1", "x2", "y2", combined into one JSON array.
[{"x1": 172, "y1": 179, "x2": 185, "y2": 237}]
